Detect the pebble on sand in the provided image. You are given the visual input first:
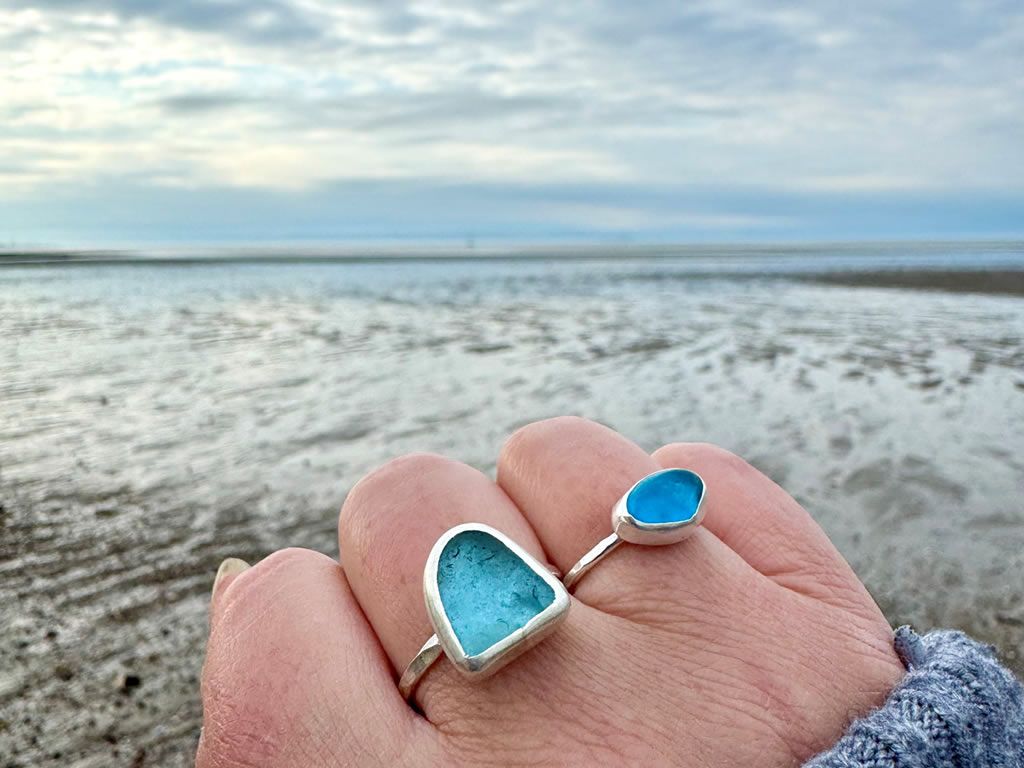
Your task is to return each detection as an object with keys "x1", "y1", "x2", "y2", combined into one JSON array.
[
  {"x1": 116, "y1": 672, "x2": 142, "y2": 693},
  {"x1": 54, "y1": 663, "x2": 74, "y2": 681}
]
